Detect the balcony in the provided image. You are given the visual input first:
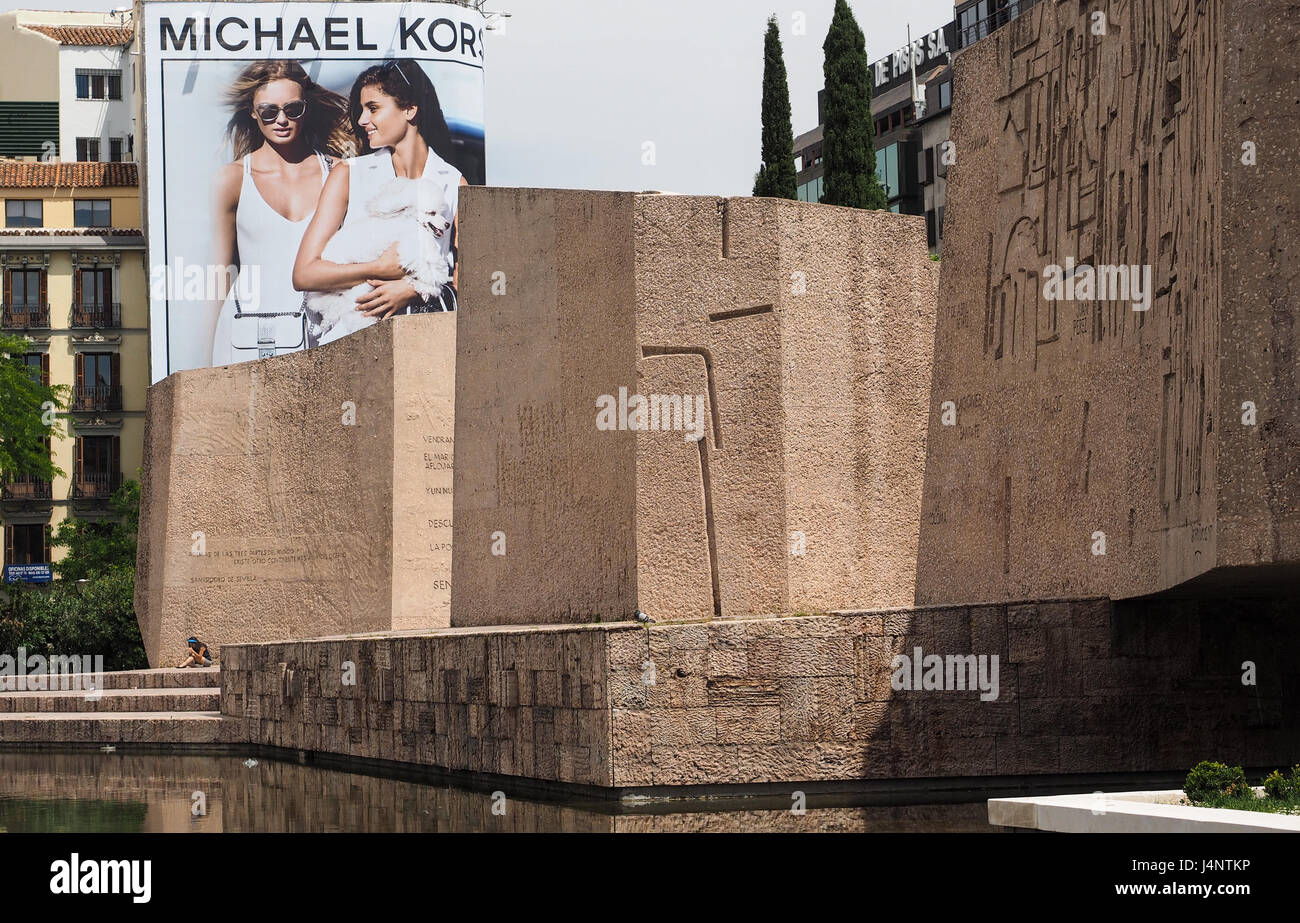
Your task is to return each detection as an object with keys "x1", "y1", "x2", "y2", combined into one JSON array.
[
  {"x1": 72, "y1": 302, "x2": 122, "y2": 328},
  {"x1": 1, "y1": 303, "x2": 51, "y2": 329},
  {"x1": 72, "y1": 384, "x2": 123, "y2": 412},
  {"x1": 1, "y1": 475, "x2": 53, "y2": 500},
  {"x1": 72, "y1": 469, "x2": 121, "y2": 499}
]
